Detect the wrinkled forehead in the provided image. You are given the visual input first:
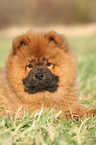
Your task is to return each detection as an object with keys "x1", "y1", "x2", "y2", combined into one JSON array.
[{"x1": 30, "y1": 57, "x2": 48, "y2": 64}]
